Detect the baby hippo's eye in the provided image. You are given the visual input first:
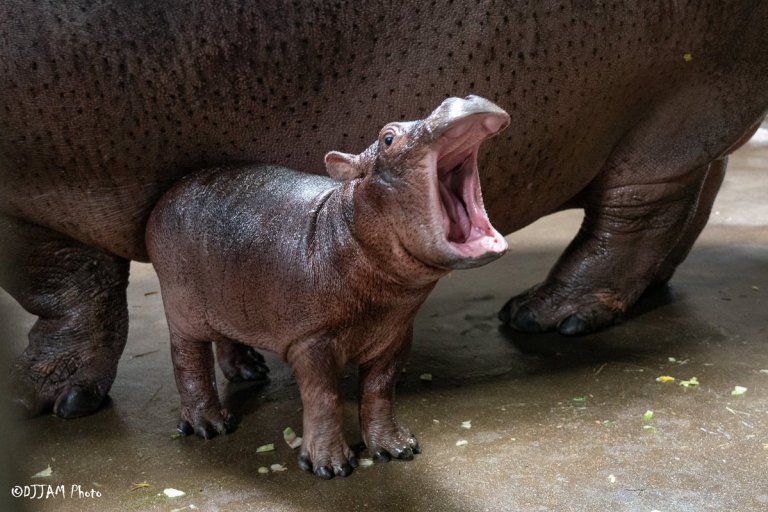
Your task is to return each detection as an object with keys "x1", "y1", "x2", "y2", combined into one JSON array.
[{"x1": 383, "y1": 132, "x2": 395, "y2": 146}]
